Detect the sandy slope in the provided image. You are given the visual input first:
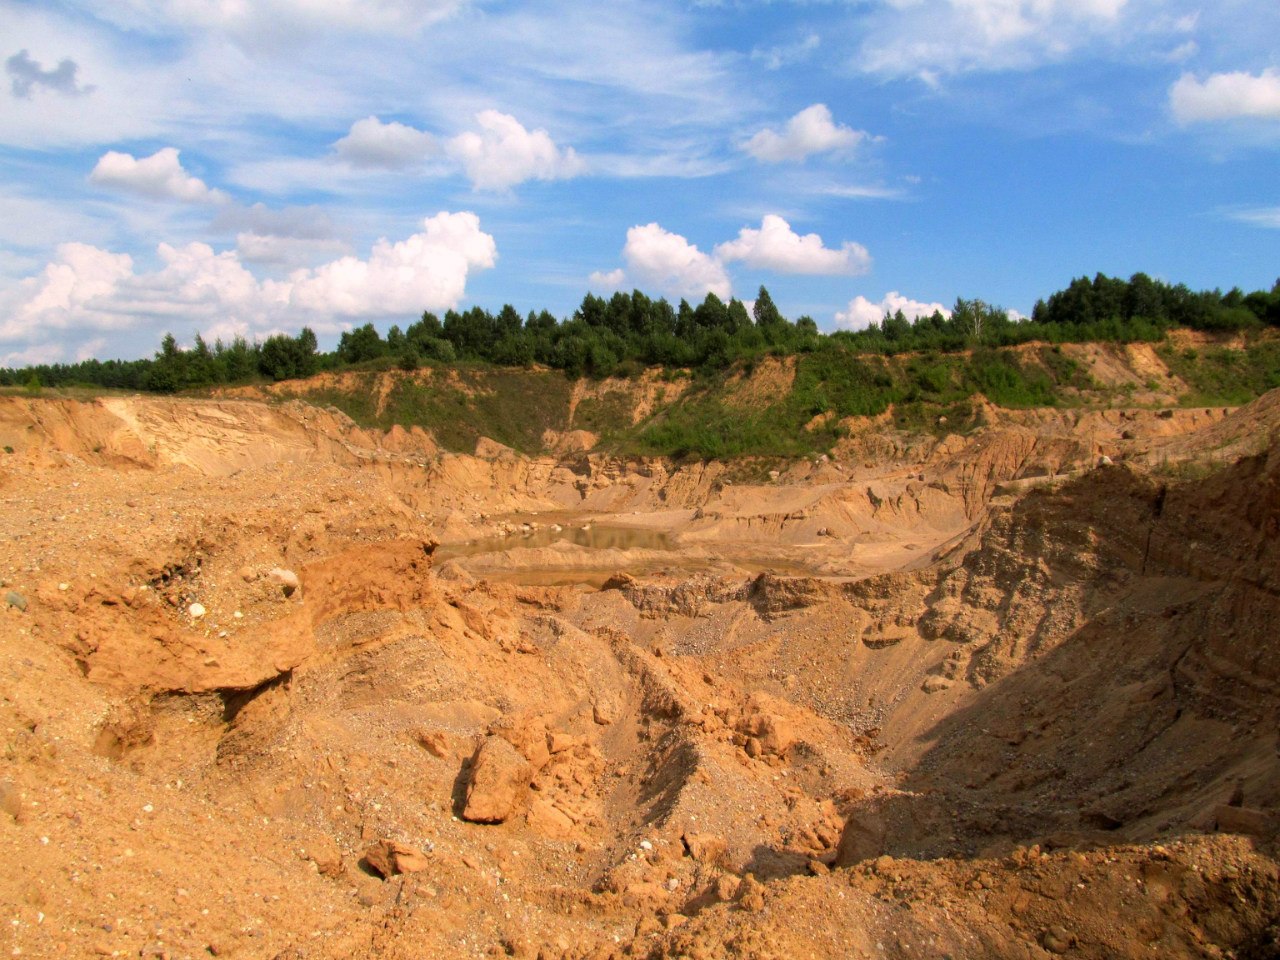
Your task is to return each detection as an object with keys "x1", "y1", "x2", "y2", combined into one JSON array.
[{"x1": 0, "y1": 390, "x2": 1277, "y2": 959}]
